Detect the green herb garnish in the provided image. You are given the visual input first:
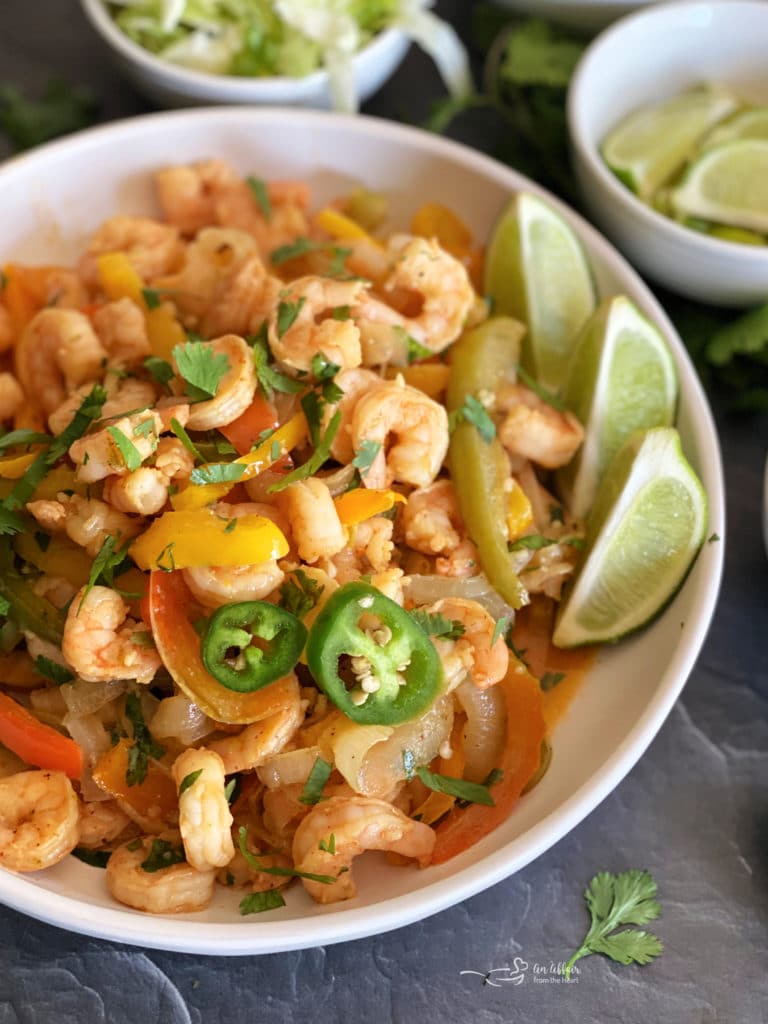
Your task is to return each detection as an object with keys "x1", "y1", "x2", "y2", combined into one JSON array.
[
  {"x1": 409, "y1": 609, "x2": 465, "y2": 641},
  {"x1": 240, "y1": 890, "x2": 286, "y2": 915},
  {"x1": 140, "y1": 838, "x2": 185, "y2": 873},
  {"x1": 173, "y1": 341, "x2": 230, "y2": 402},
  {"x1": 351, "y1": 439, "x2": 381, "y2": 478},
  {"x1": 34, "y1": 656, "x2": 74, "y2": 686},
  {"x1": 178, "y1": 769, "x2": 203, "y2": 796},
  {"x1": 124, "y1": 691, "x2": 165, "y2": 787},
  {"x1": 279, "y1": 569, "x2": 323, "y2": 619},
  {"x1": 298, "y1": 757, "x2": 332, "y2": 806},
  {"x1": 415, "y1": 766, "x2": 495, "y2": 806}
]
